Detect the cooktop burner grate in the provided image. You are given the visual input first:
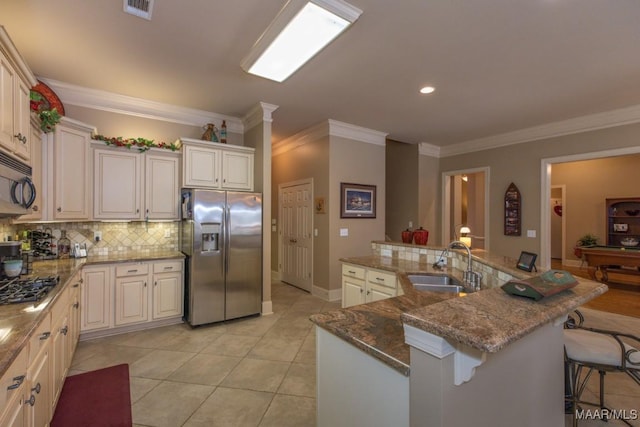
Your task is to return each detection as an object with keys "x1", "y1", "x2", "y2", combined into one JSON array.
[{"x1": 0, "y1": 276, "x2": 59, "y2": 305}]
